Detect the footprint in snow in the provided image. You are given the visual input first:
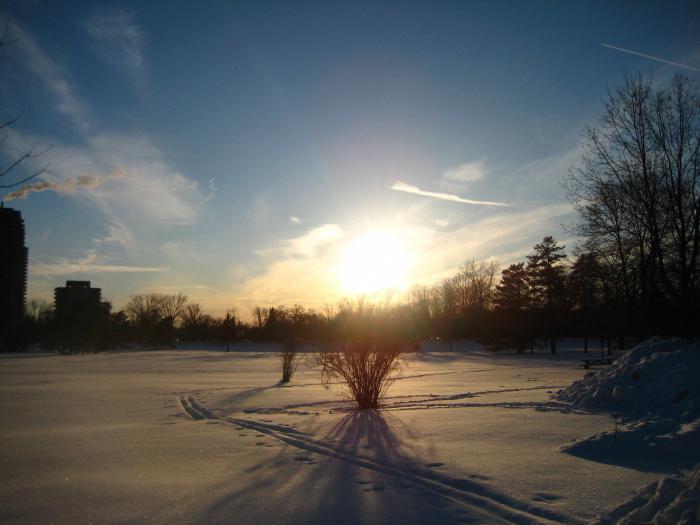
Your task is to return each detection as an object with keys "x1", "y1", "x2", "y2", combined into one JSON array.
[
  {"x1": 469, "y1": 474, "x2": 490, "y2": 480},
  {"x1": 532, "y1": 492, "x2": 561, "y2": 502}
]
